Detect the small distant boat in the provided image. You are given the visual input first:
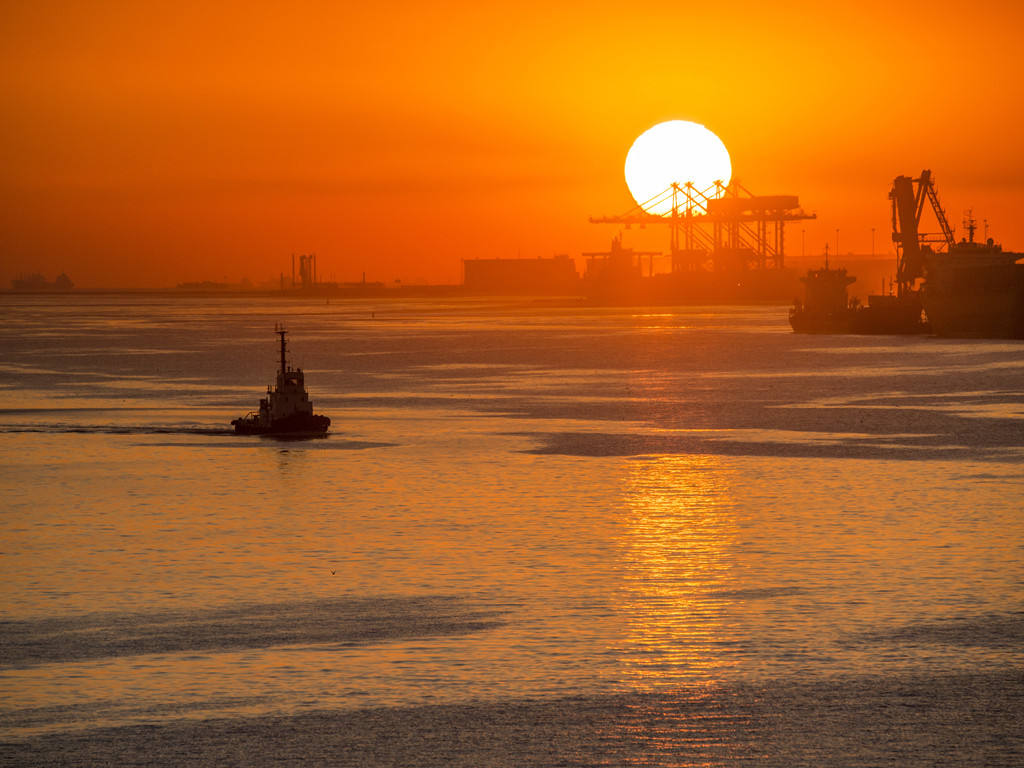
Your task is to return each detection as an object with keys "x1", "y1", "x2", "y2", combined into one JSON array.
[
  {"x1": 789, "y1": 248, "x2": 928, "y2": 335},
  {"x1": 231, "y1": 327, "x2": 330, "y2": 436},
  {"x1": 788, "y1": 248, "x2": 858, "y2": 334}
]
